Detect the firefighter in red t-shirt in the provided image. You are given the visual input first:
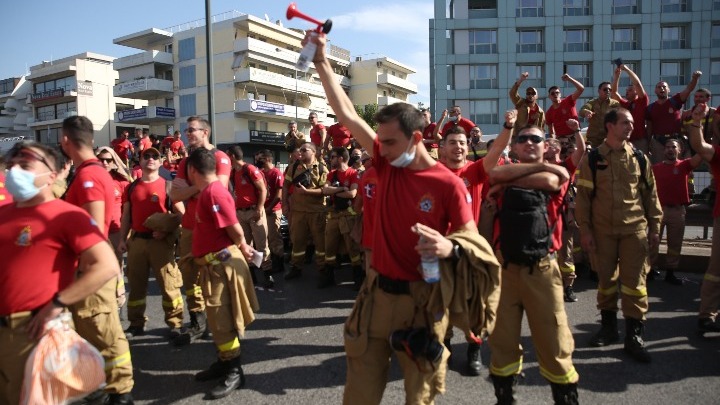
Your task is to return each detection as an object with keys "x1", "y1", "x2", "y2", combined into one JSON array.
[
  {"x1": 545, "y1": 73, "x2": 585, "y2": 149},
  {"x1": 308, "y1": 112, "x2": 326, "y2": 152},
  {"x1": 255, "y1": 149, "x2": 285, "y2": 274}
]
